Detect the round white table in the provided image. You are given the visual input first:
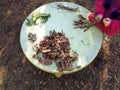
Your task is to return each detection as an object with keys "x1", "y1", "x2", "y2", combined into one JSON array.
[{"x1": 20, "y1": 2, "x2": 102, "y2": 77}]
